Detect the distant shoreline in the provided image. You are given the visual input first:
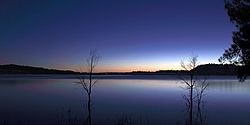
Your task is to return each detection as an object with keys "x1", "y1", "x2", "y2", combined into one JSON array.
[
  {"x1": 0, "y1": 63, "x2": 242, "y2": 76},
  {"x1": 0, "y1": 74, "x2": 240, "y2": 80}
]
